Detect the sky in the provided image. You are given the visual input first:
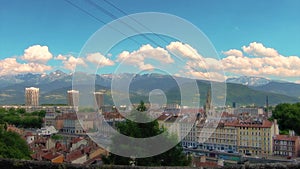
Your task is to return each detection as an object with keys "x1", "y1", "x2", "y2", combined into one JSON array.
[{"x1": 1, "y1": 0, "x2": 300, "y2": 82}]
